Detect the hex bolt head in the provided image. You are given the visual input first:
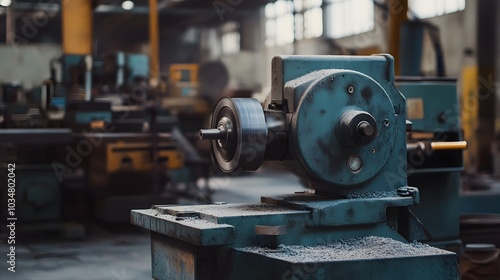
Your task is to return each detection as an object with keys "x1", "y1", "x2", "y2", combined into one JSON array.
[
  {"x1": 213, "y1": 202, "x2": 227, "y2": 205},
  {"x1": 397, "y1": 187, "x2": 409, "y2": 196},
  {"x1": 357, "y1": 121, "x2": 374, "y2": 137}
]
